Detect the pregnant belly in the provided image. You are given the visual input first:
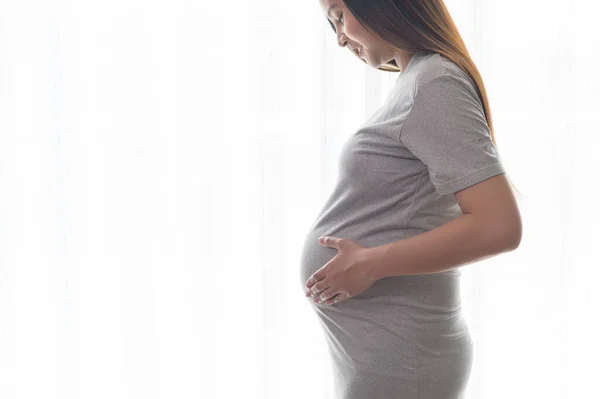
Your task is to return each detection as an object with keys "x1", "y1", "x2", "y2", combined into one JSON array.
[
  {"x1": 298, "y1": 228, "x2": 338, "y2": 291},
  {"x1": 298, "y1": 224, "x2": 463, "y2": 308},
  {"x1": 297, "y1": 224, "x2": 410, "y2": 294},
  {"x1": 297, "y1": 221, "x2": 413, "y2": 293}
]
